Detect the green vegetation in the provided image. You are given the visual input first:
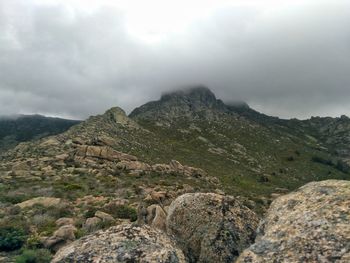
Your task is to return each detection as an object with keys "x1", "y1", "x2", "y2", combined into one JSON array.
[
  {"x1": 0, "y1": 115, "x2": 80, "y2": 153},
  {"x1": 312, "y1": 156, "x2": 350, "y2": 174},
  {"x1": 0, "y1": 226, "x2": 26, "y2": 251},
  {"x1": 15, "y1": 249, "x2": 52, "y2": 263},
  {"x1": 108, "y1": 205, "x2": 137, "y2": 222}
]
